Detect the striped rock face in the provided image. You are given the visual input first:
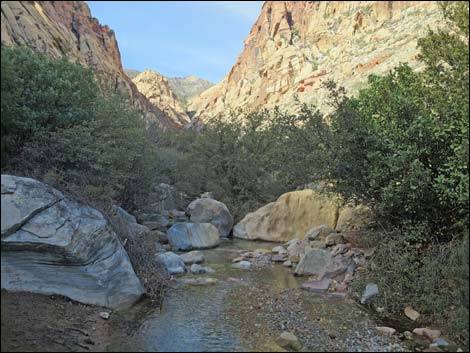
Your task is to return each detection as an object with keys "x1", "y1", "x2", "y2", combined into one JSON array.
[
  {"x1": 1, "y1": 175, "x2": 144, "y2": 309},
  {"x1": 189, "y1": 1, "x2": 441, "y2": 124}
]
